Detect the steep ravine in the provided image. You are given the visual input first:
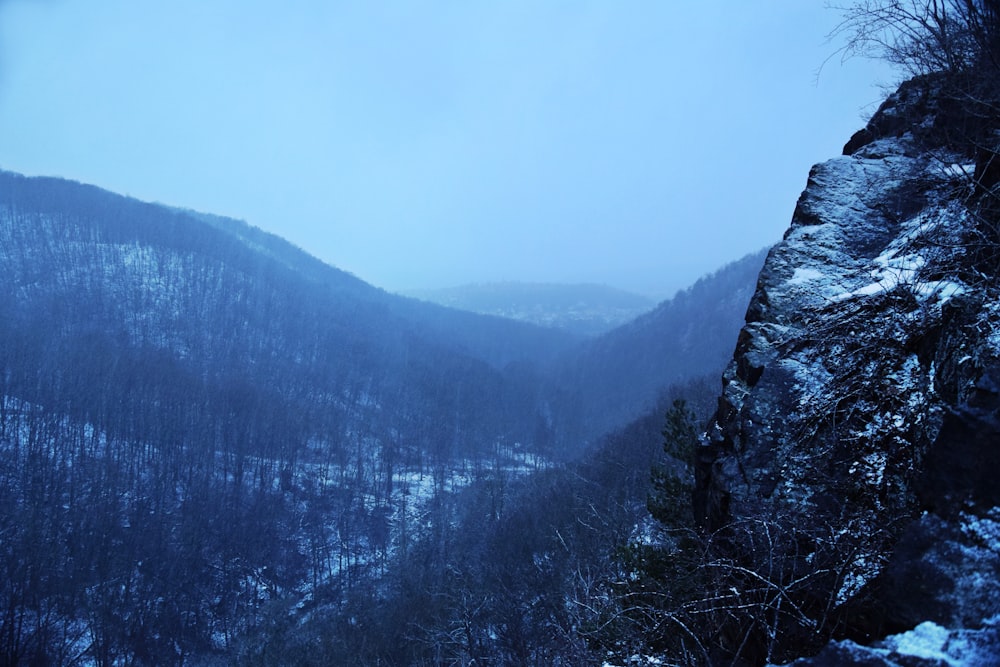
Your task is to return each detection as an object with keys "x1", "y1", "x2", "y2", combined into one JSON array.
[{"x1": 696, "y1": 77, "x2": 1000, "y2": 664}]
